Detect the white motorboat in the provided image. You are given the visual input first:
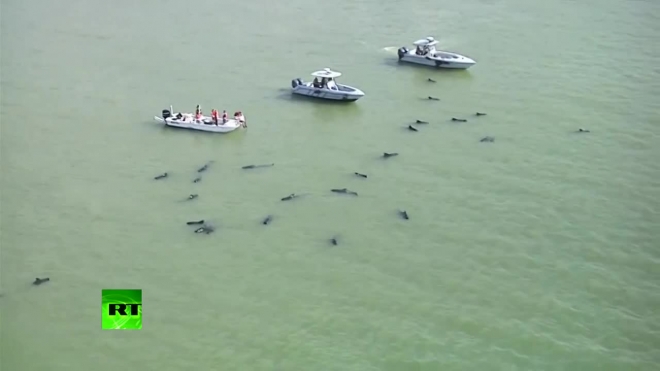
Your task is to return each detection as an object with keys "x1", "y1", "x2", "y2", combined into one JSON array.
[
  {"x1": 154, "y1": 106, "x2": 246, "y2": 133},
  {"x1": 291, "y1": 68, "x2": 365, "y2": 101},
  {"x1": 397, "y1": 37, "x2": 476, "y2": 69}
]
